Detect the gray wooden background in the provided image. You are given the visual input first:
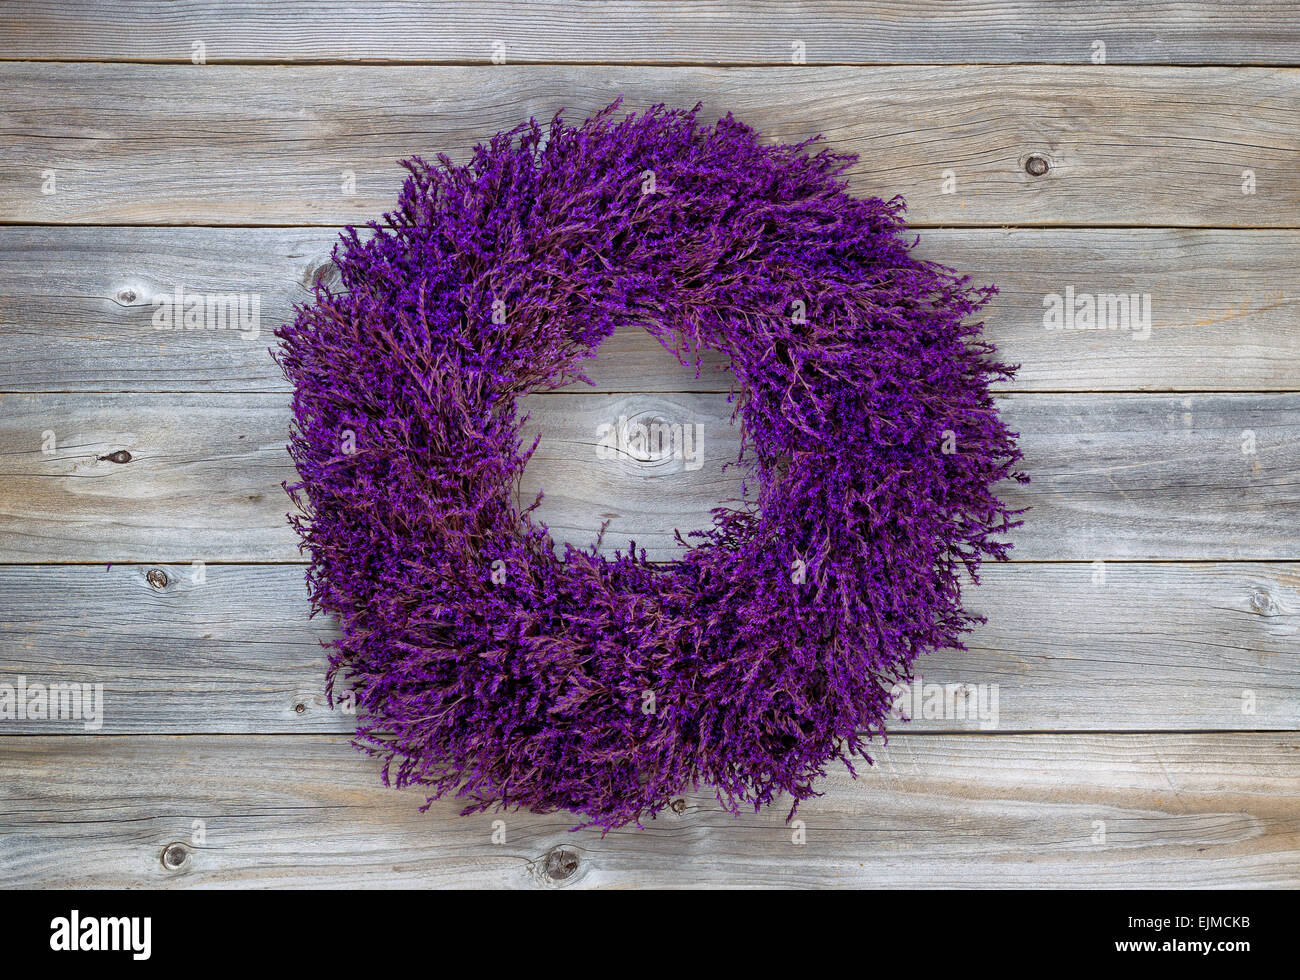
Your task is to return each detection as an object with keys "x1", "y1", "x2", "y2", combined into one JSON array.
[{"x1": 1, "y1": 1, "x2": 1298, "y2": 888}]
